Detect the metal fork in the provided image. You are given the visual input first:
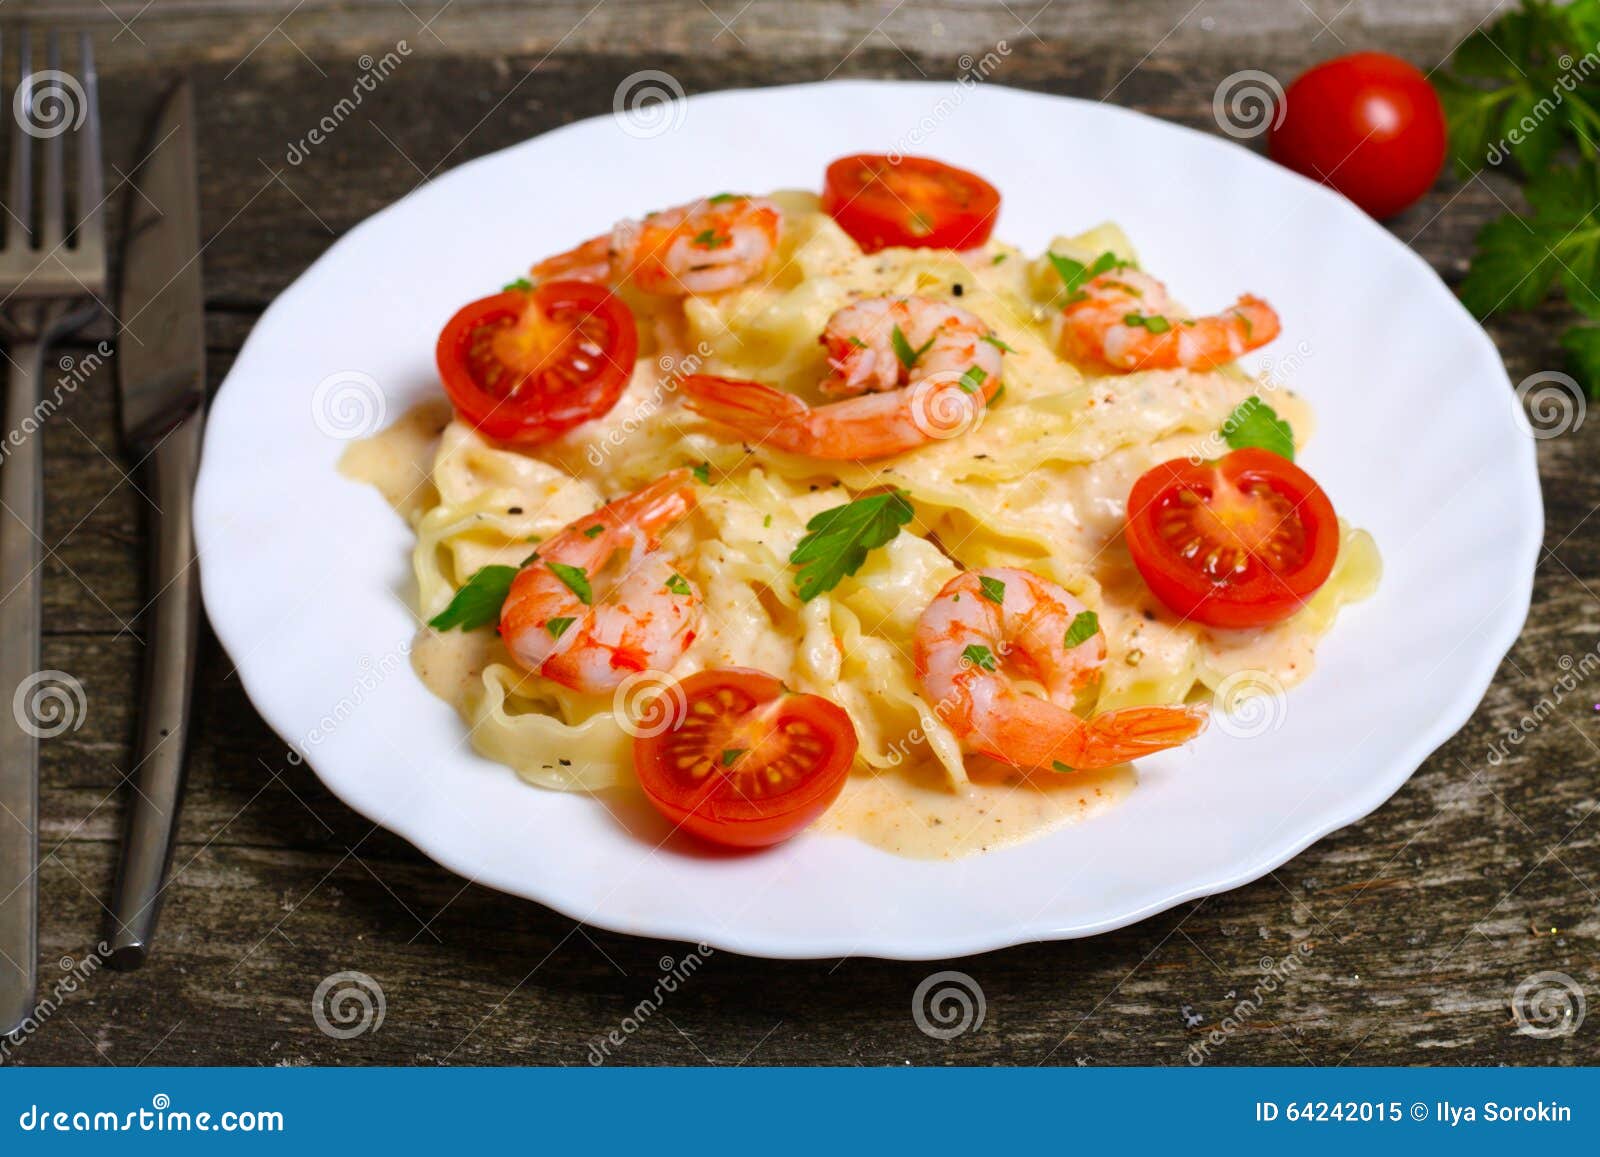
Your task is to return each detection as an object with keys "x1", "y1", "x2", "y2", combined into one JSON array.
[{"x1": 0, "y1": 27, "x2": 105, "y2": 1037}]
